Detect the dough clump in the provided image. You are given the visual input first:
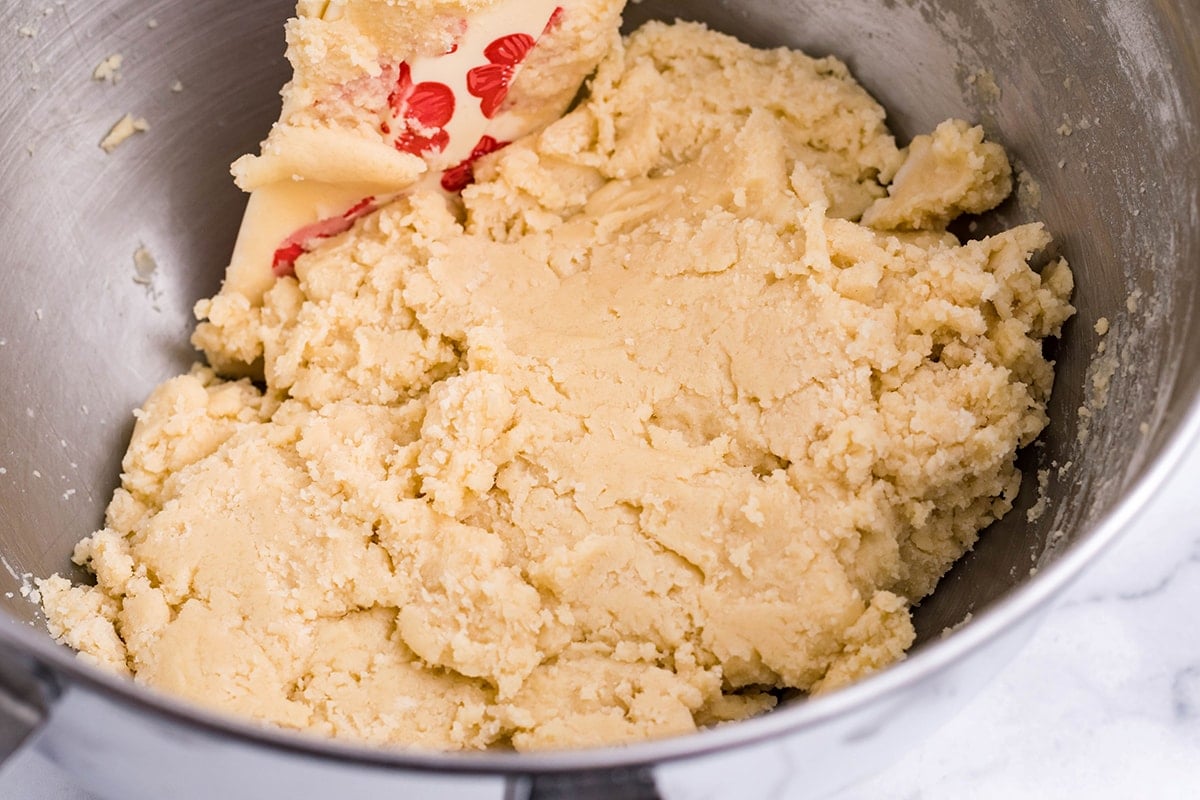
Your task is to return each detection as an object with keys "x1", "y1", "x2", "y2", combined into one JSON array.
[{"x1": 40, "y1": 19, "x2": 1074, "y2": 750}]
